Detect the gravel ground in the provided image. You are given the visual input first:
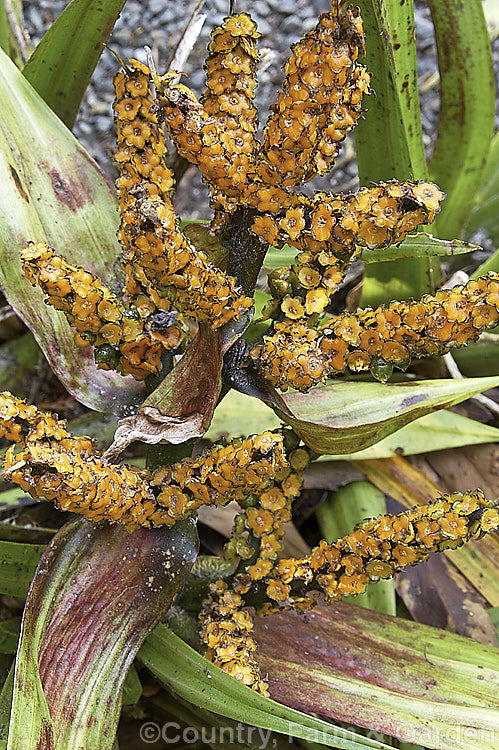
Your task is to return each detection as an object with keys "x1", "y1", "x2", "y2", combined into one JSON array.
[{"x1": 22, "y1": 0, "x2": 498, "y2": 220}]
